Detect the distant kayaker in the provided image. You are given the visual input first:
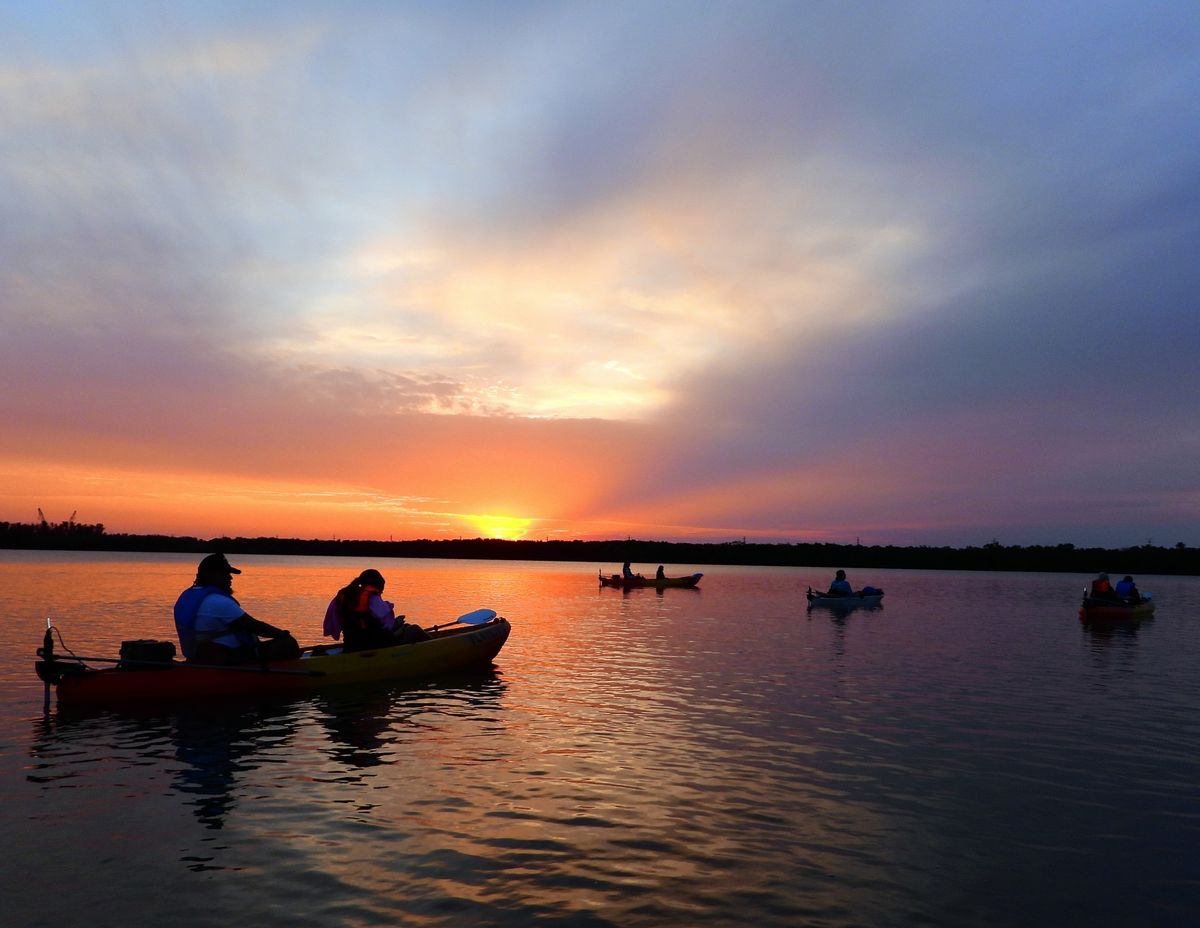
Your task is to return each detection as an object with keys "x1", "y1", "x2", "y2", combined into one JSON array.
[
  {"x1": 656, "y1": 565, "x2": 666, "y2": 580},
  {"x1": 324, "y1": 569, "x2": 430, "y2": 651},
  {"x1": 173, "y1": 553, "x2": 299, "y2": 664},
  {"x1": 1089, "y1": 572, "x2": 1121, "y2": 601},
  {"x1": 827, "y1": 569, "x2": 853, "y2": 597},
  {"x1": 622, "y1": 562, "x2": 642, "y2": 580},
  {"x1": 1114, "y1": 575, "x2": 1141, "y2": 602}
]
